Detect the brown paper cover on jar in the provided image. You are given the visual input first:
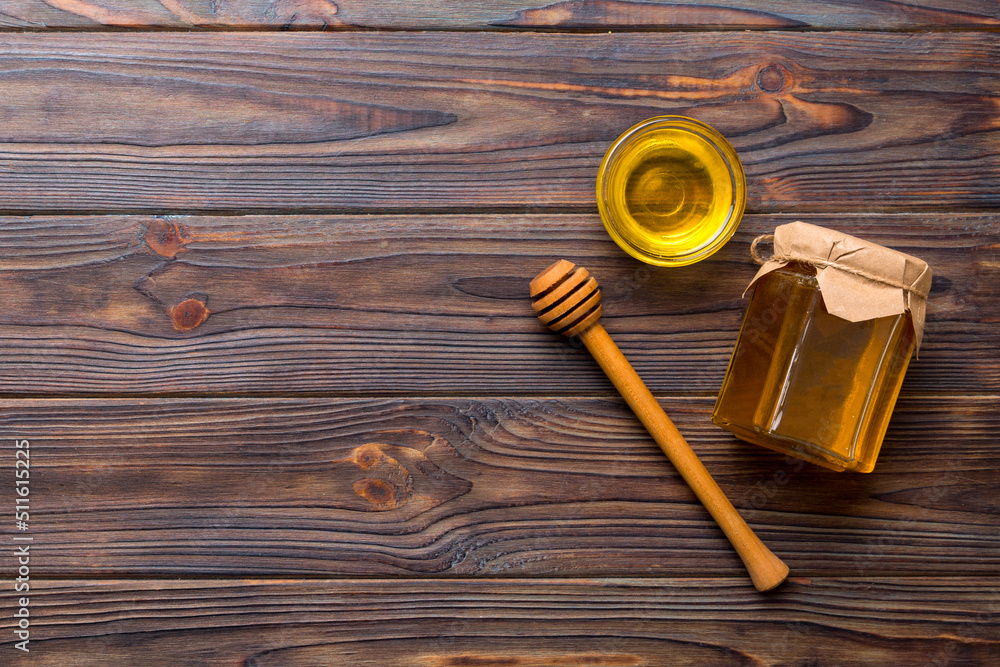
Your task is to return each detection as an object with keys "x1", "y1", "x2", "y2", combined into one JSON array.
[{"x1": 746, "y1": 221, "x2": 932, "y2": 352}]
